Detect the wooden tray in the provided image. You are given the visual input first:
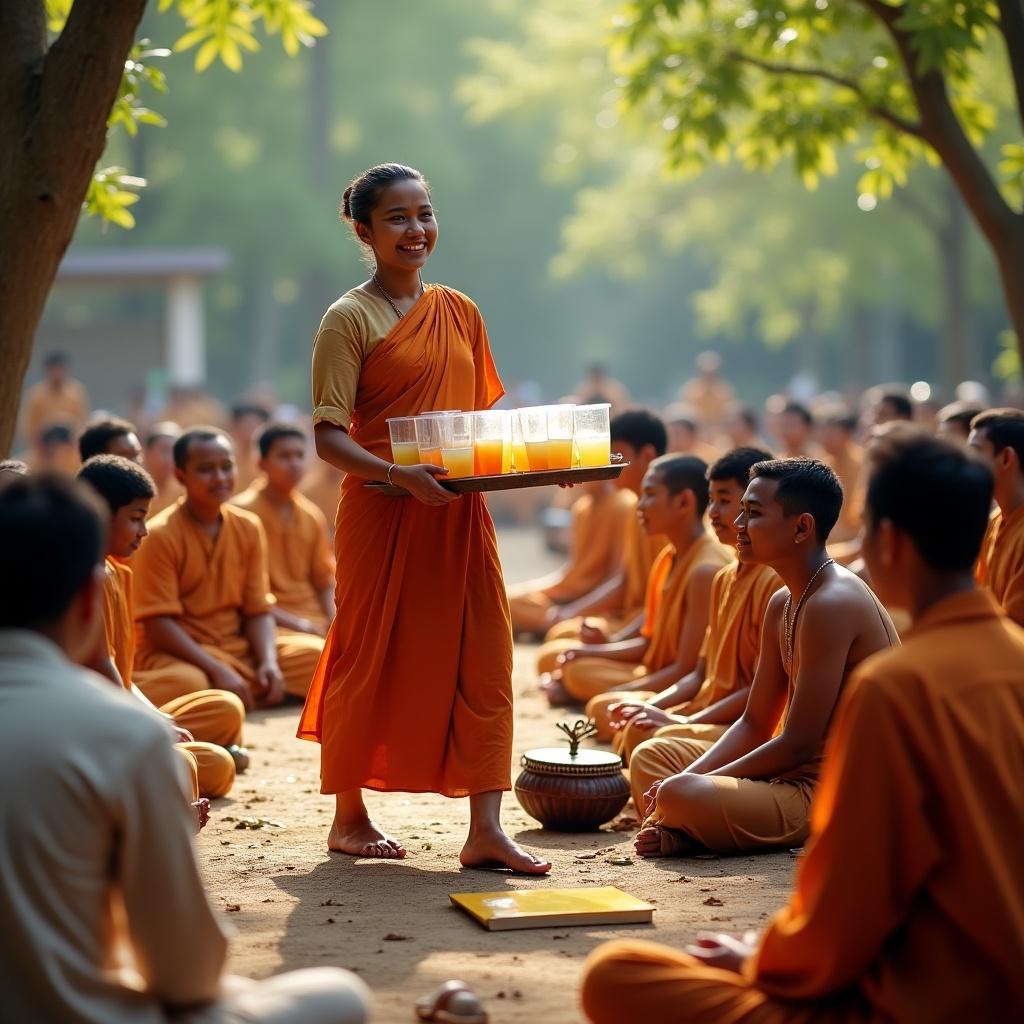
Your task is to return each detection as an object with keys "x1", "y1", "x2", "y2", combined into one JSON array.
[{"x1": 365, "y1": 459, "x2": 628, "y2": 496}]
